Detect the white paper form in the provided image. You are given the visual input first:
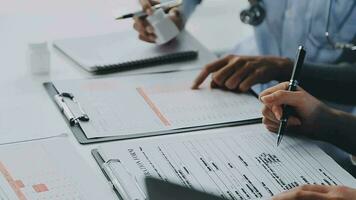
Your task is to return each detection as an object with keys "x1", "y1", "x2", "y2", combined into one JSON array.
[
  {"x1": 0, "y1": 136, "x2": 114, "y2": 200},
  {"x1": 97, "y1": 124, "x2": 356, "y2": 200},
  {"x1": 53, "y1": 70, "x2": 262, "y2": 138}
]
